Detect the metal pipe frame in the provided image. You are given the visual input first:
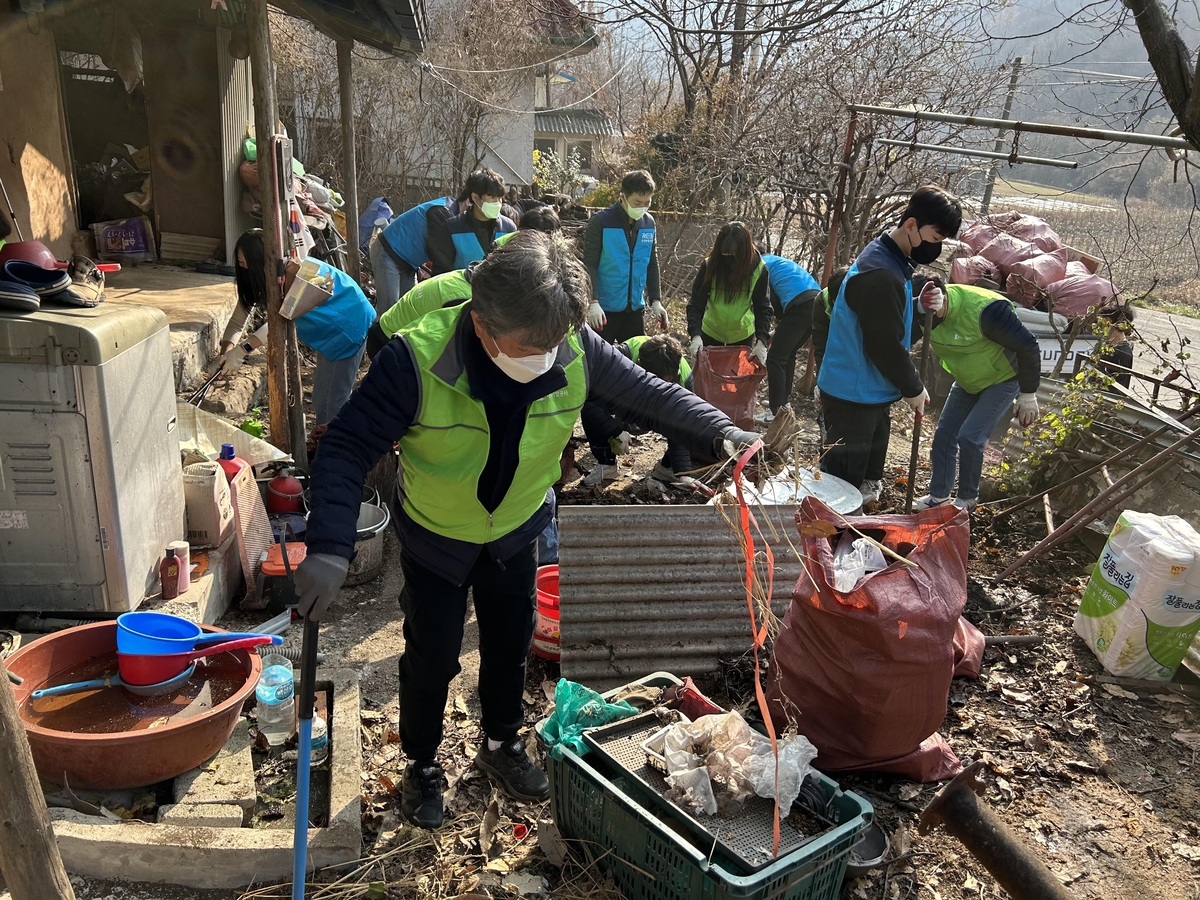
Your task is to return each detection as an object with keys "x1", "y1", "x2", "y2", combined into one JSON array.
[
  {"x1": 849, "y1": 103, "x2": 1197, "y2": 151},
  {"x1": 877, "y1": 138, "x2": 1078, "y2": 169}
]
